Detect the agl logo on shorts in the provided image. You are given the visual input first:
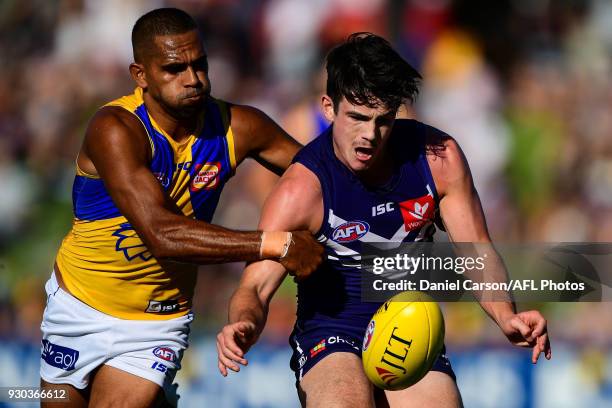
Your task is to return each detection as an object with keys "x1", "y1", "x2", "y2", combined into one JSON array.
[
  {"x1": 332, "y1": 221, "x2": 370, "y2": 243},
  {"x1": 190, "y1": 162, "x2": 221, "y2": 191},
  {"x1": 41, "y1": 339, "x2": 79, "y2": 371}
]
